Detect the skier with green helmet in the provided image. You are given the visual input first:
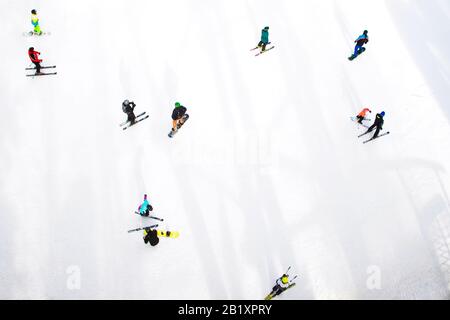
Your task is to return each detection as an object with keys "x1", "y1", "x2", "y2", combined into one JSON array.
[{"x1": 170, "y1": 102, "x2": 189, "y2": 136}]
